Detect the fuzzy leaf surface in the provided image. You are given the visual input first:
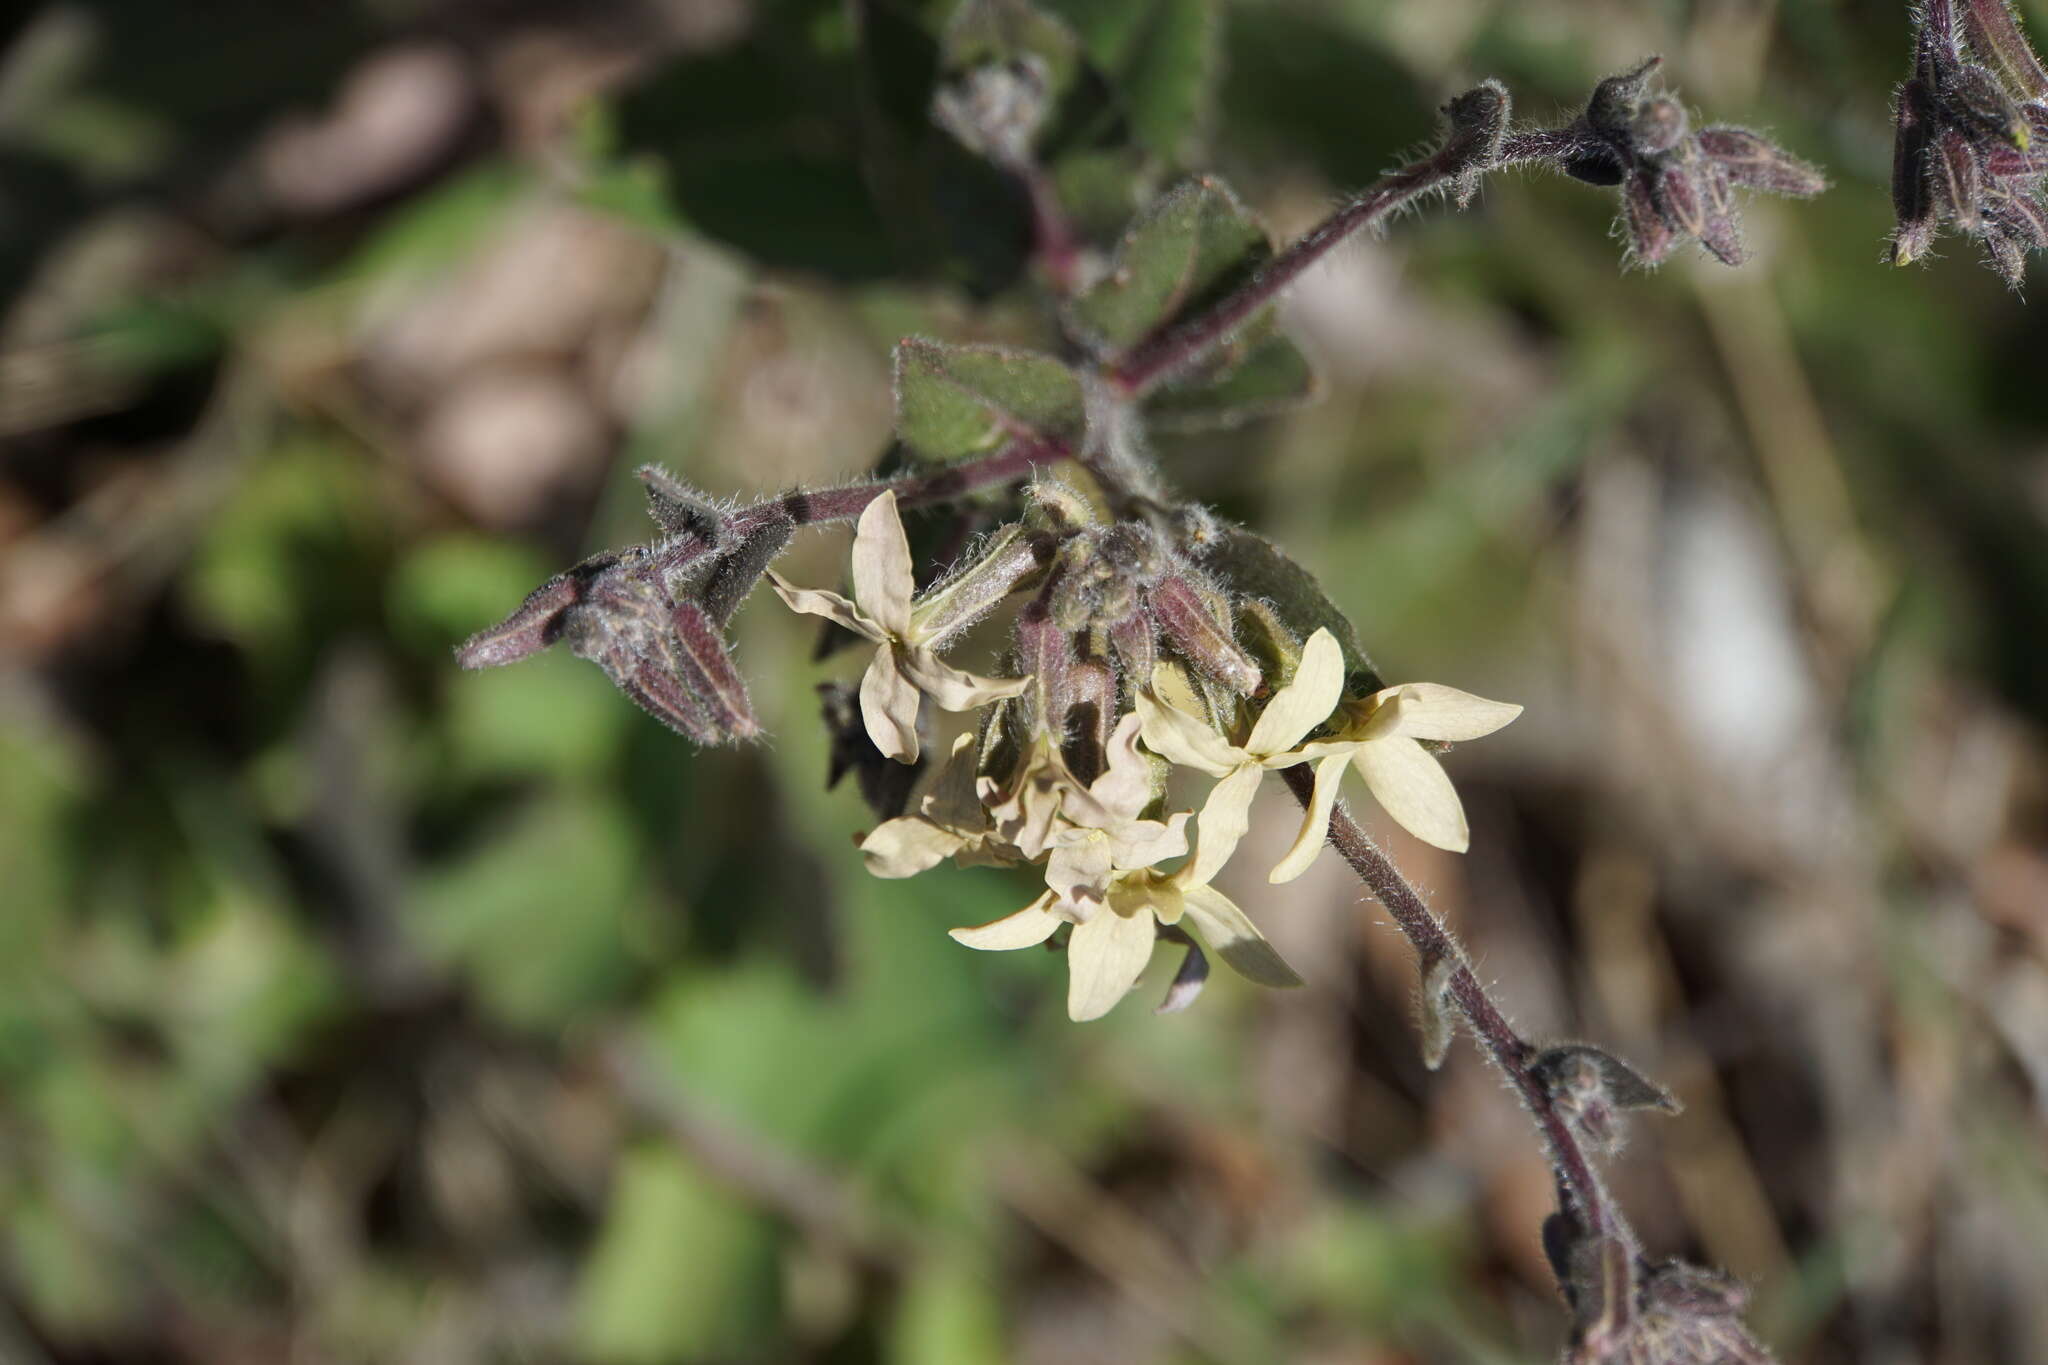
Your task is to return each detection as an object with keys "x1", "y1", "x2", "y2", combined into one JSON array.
[
  {"x1": 1067, "y1": 176, "x2": 1271, "y2": 351},
  {"x1": 893, "y1": 339, "x2": 1085, "y2": 462}
]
